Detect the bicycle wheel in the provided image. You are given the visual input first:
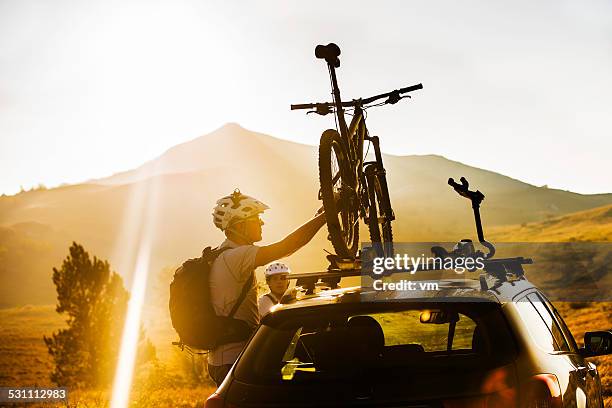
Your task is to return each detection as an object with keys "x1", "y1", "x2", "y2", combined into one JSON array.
[
  {"x1": 364, "y1": 164, "x2": 394, "y2": 258},
  {"x1": 318, "y1": 129, "x2": 359, "y2": 258}
]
